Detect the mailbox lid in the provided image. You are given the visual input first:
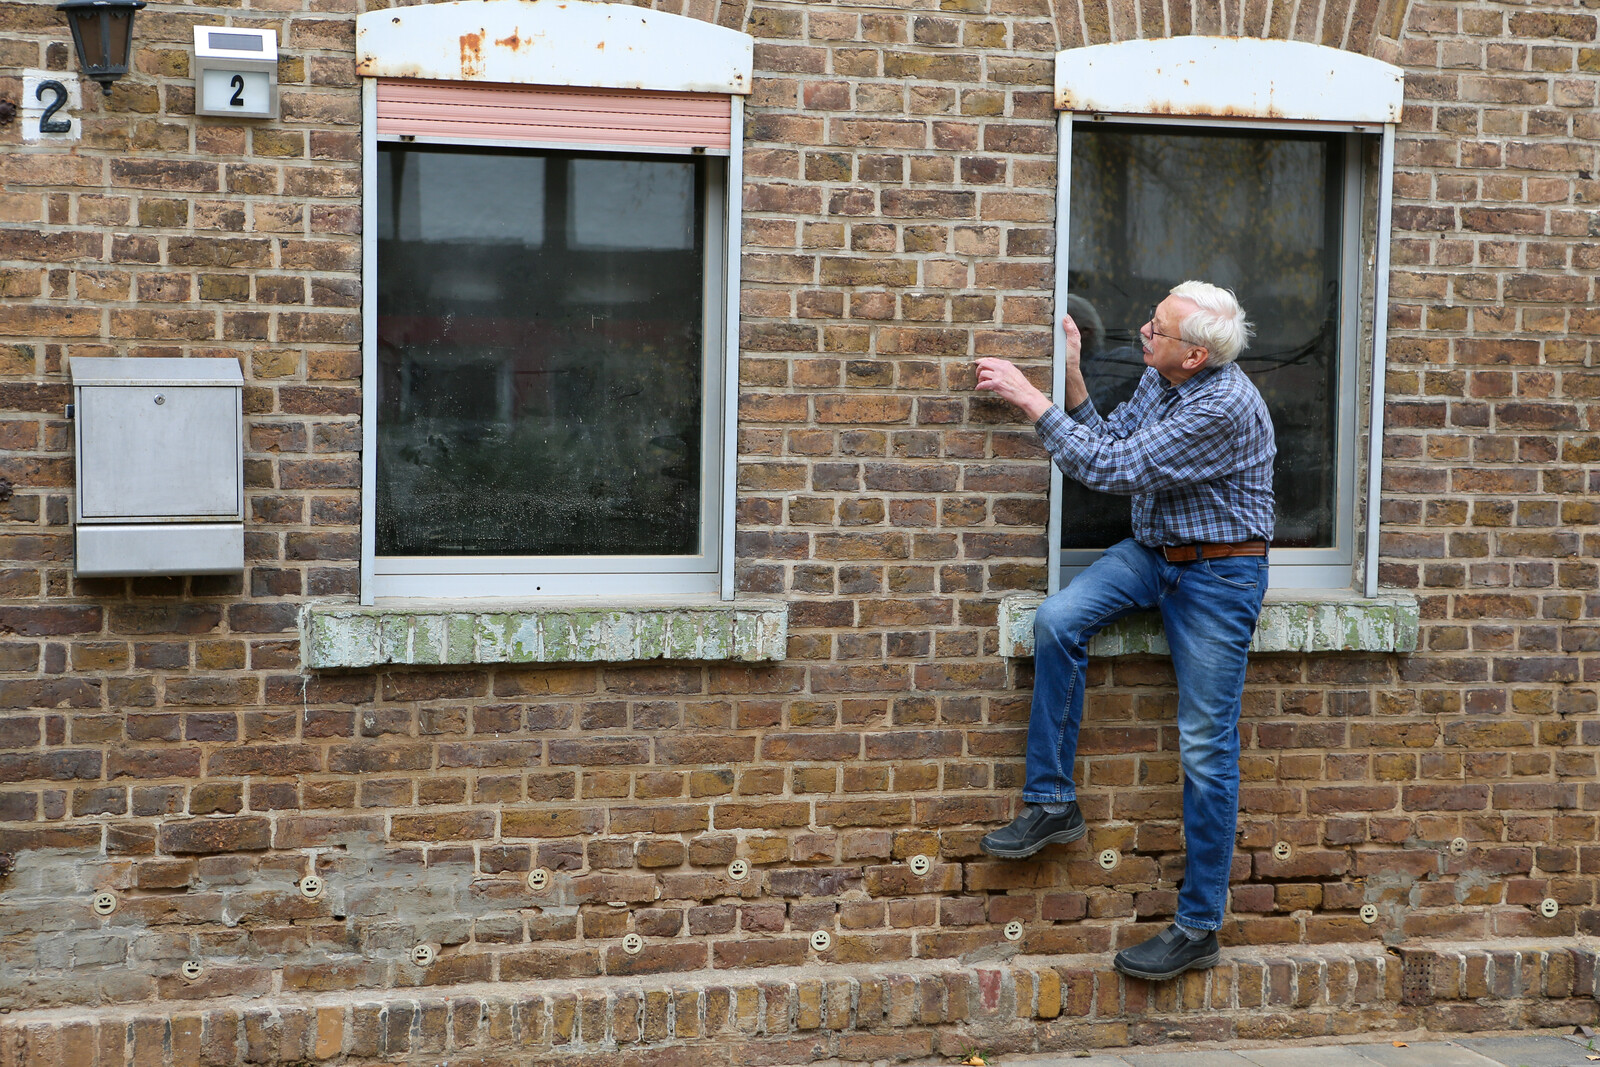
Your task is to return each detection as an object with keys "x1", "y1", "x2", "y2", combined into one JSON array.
[
  {"x1": 71, "y1": 357, "x2": 244, "y2": 522},
  {"x1": 76, "y1": 523, "x2": 244, "y2": 577},
  {"x1": 70, "y1": 356, "x2": 244, "y2": 387}
]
